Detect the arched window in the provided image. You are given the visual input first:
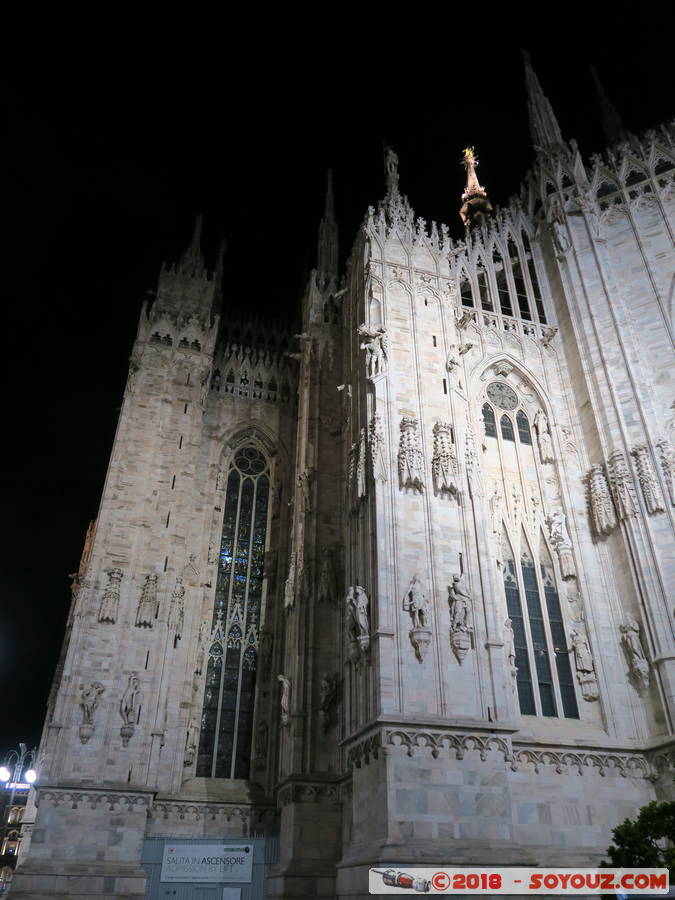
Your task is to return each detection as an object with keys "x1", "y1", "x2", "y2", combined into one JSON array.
[
  {"x1": 460, "y1": 273, "x2": 473, "y2": 307},
  {"x1": 197, "y1": 445, "x2": 270, "y2": 779},
  {"x1": 516, "y1": 410, "x2": 532, "y2": 445},
  {"x1": 477, "y1": 268, "x2": 493, "y2": 311},
  {"x1": 502, "y1": 529, "x2": 535, "y2": 715},
  {"x1": 500, "y1": 414, "x2": 515, "y2": 442},
  {"x1": 482, "y1": 403, "x2": 497, "y2": 437},
  {"x1": 508, "y1": 238, "x2": 532, "y2": 321},
  {"x1": 522, "y1": 233, "x2": 547, "y2": 324},
  {"x1": 493, "y1": 250, "x2": 513, "y2": 317}
]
